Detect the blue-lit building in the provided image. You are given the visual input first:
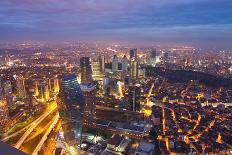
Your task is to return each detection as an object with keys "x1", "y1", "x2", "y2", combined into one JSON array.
[{"x1": 57, "y1": 74, "x2": 85, "y2": 148}]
